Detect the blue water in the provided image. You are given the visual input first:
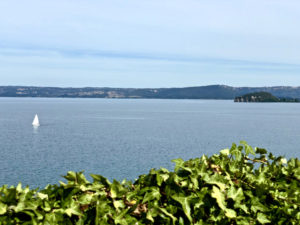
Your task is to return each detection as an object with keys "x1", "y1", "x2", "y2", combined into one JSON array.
[{"x1": 0, "y1": 98, "x2": 300, "y2": 188}]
